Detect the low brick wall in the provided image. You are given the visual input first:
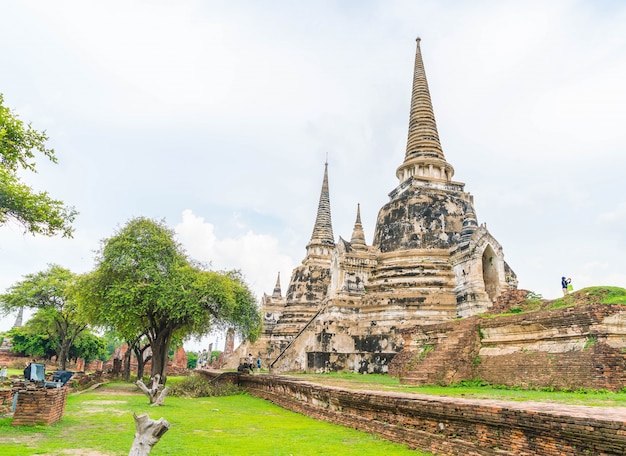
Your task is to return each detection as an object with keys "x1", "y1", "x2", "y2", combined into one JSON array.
[
  {"x1": 231, "y1": 374, "x2": 626, "y2": 456},
  {"x1": 476, "y1": 305, "x2": 626, "y2": 391},
  {"x1": 11, "y1": 386, "x2": 68, "y2": 426},
  {"x1": 393, "y1": 304, "x2": 626, "y2": 391},
  {"x1": 0, "y1": 389, "x2": 14, "y2": 415}
]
